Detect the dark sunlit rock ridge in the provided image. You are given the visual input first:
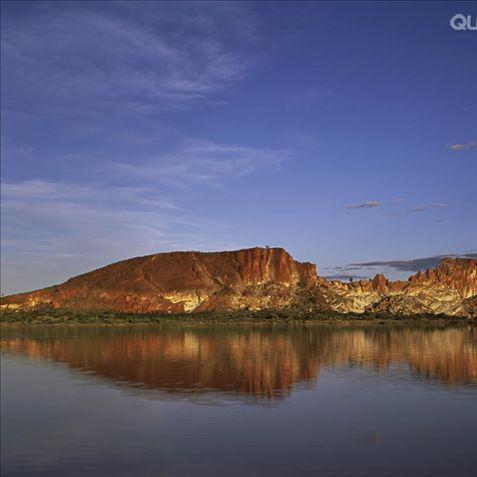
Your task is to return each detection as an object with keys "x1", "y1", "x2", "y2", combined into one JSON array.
[{"x1": 1, "y1": 247, "x2": 476, "y2": 317}]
